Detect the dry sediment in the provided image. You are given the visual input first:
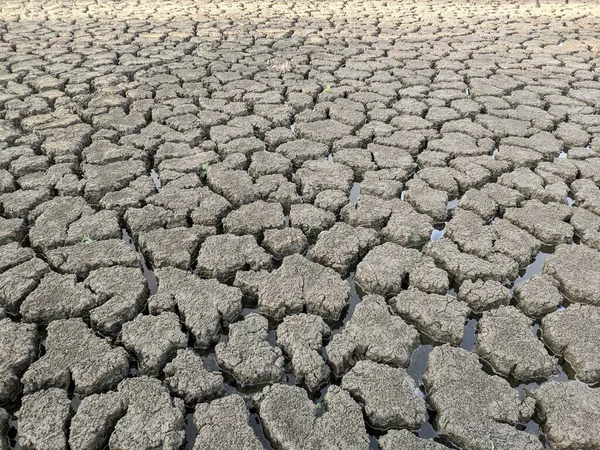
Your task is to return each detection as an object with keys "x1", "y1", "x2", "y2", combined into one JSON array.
[{"x1": 0, "y1": 0, "x2": 599, "y2": 448}]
